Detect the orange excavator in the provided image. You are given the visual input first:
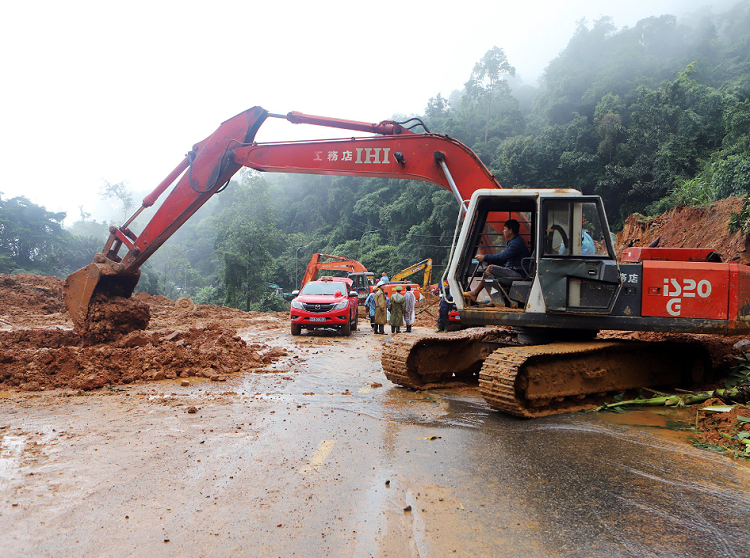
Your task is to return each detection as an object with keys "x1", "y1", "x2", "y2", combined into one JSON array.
[
  {"x1": 64, "y1": 106, "x2": 750, "y2": 418},
  {"x1": 299, "y1": 253, "x2": 374, "y2": 302},
  {"x1": 64, "y1": 106, "x2": 481, "y2": 335}
]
